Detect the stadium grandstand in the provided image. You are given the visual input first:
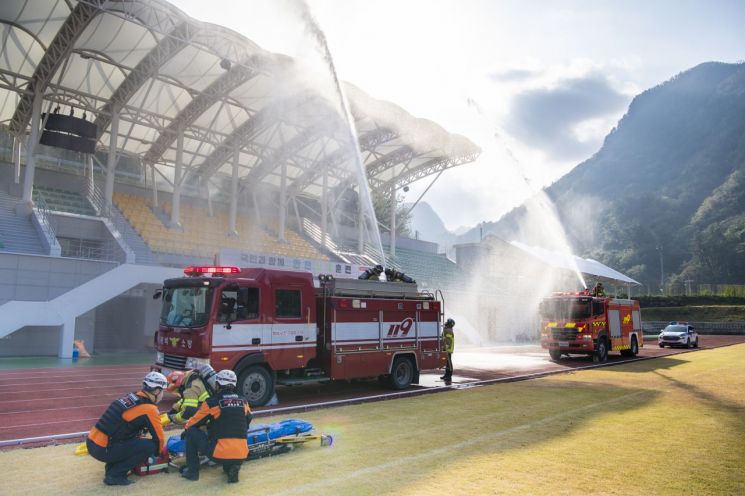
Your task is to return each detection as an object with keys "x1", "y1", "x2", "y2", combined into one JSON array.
[{"x1": 0, "y1": 0, "x2": 480, "y2": 357}]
